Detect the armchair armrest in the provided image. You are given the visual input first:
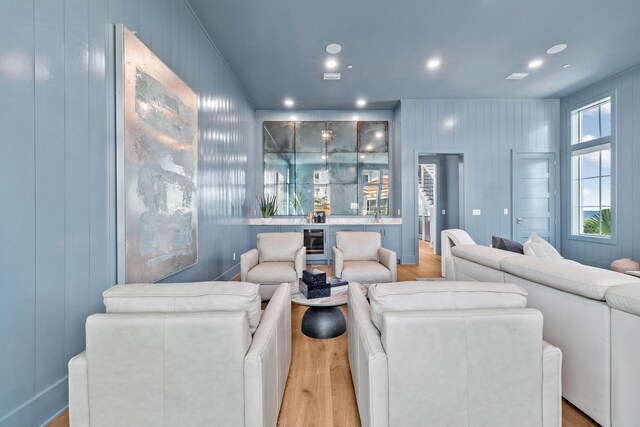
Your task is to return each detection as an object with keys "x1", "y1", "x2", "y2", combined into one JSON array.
[
  {"x1": 332, "y1": 246, "x2": 344, "y2": 278},
  {"x1": 68, "y1": 351, "x2": 90, "y2": 426},
  {"x1": 244, "y1": 283, "x2": 292, "y2": 427},
  {"x1": 348, "y1": 283, "x2": 389, "y2": 427},
  {"x1": 240, "y1": 248, "x2": 259, "y2": 282},
  {"x1": 378, "y1": 247, "x2": 397, "y2": 282},
  {"x1": 542, "y1": 340, "x2": 562, "y2": 427},
  {"x1": 295, "y1": 246, "x2": 306, "y2": 278}
]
